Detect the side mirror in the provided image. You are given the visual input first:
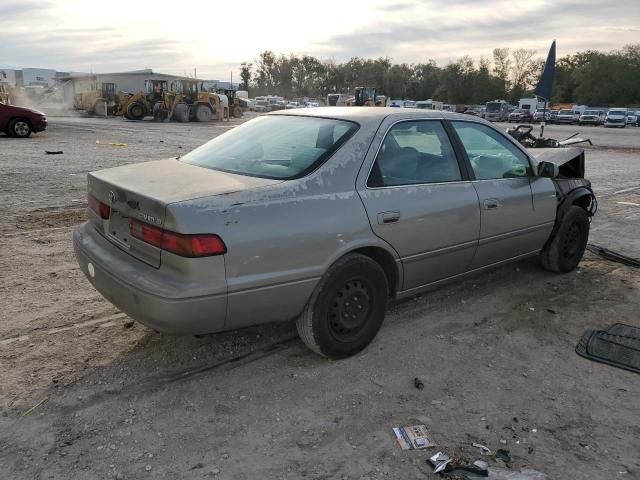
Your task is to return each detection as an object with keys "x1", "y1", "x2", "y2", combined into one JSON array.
[{"x1": 537, "y1": 160, "x2": 559, "y2": 178}]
